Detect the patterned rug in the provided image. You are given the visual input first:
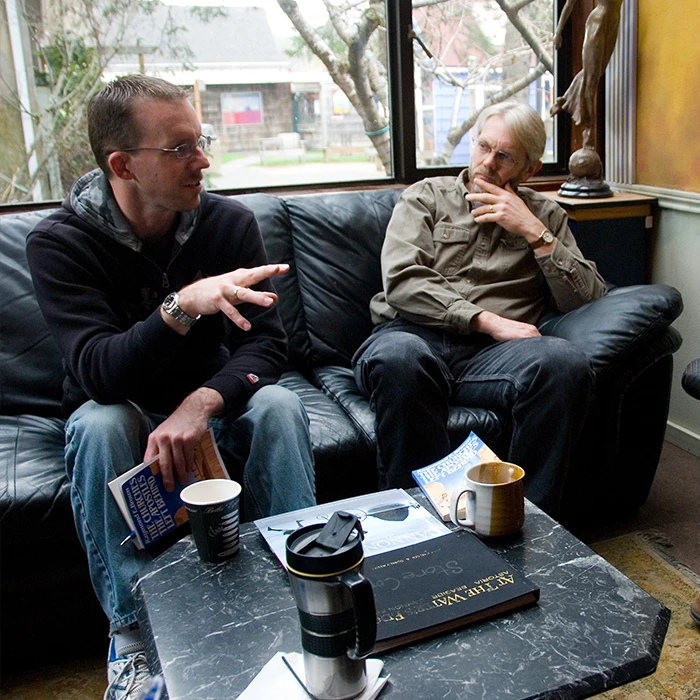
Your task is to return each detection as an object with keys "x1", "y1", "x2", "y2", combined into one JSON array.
[
  {"x1": 3, "y1": 531, "x2": 699, "y2": 699},
  {"x1": 591, "y1": 531, "x2": 700, "y2": 699}
]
